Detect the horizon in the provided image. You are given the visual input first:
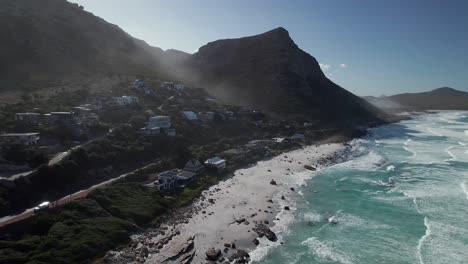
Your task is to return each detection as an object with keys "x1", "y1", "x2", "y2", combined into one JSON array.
[{"x1": 67, "y1": 0, "x2": 468, "y2": 96}]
